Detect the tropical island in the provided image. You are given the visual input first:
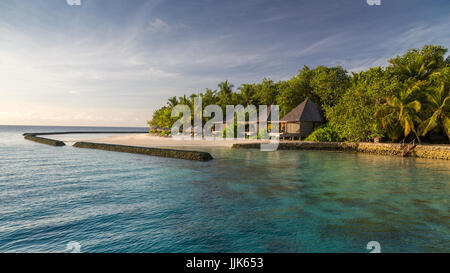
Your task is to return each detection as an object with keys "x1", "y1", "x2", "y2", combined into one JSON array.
[
  {"x1": 25, "y1": 45, "x2": 449, "y2": 160},
  {"x1": 41, "y1": 45, "x2": 450, "y2": 161},
  {"x1": 149, "y1": 45, "x2": 450, "y2": 145}
]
